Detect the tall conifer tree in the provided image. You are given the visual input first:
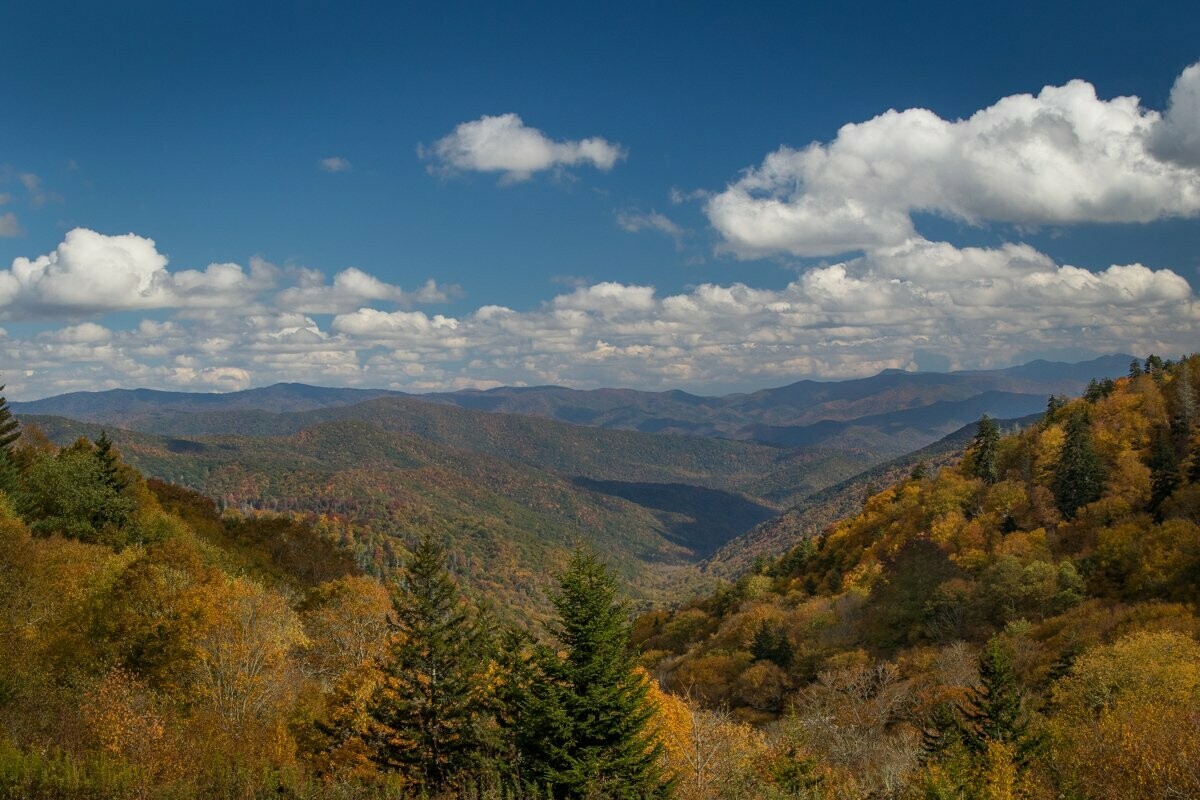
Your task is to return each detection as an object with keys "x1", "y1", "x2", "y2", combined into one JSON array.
[
  {"x1": 517, "y1": 550, "x2": 669, "y2": 799},
  {"x1": 960, "y1": 637, "x2": 1040, "y2": 768},
  {"x1": 369, "y1": 533, "x2": 494, "y2": 791},
  {"x1": 968, "y1": 415, "x2": 1001, "y2": 485},
  {"x1": 0, "y1": 382, "x2": 19, "y2": 454},
  {"x1": 1053, "y1": 411, "x2": 1106, "y2": 518}
]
